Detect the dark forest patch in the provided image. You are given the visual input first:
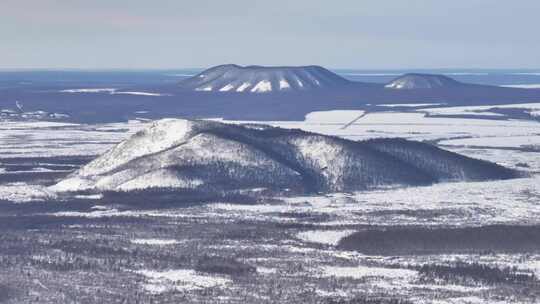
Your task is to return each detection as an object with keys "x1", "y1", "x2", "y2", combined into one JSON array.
[
  {"x1": 338, "y1": 225, "x2": 540, "y2": 255},
  {"x1": 100, "y1": 188, "x2": 256, "y2": 208},
  {"x1": 0, "y1": 215, "x2": 148, "y2": 231},
  {"x1": 365, "y1": 208, "x2": 469, "y2": 219},
  {"x1": 0, "y1": 284, "x2": 12, "y2": 303},
  {"x1": 417, "y1": 262, "x2": 537, "y2": 285},
  {"x1": 0, "y1": 171, "x2": 70, "y2": 184},
  {"x1": 195, "y1": 256, "x2": 256, "y2": 276}
]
